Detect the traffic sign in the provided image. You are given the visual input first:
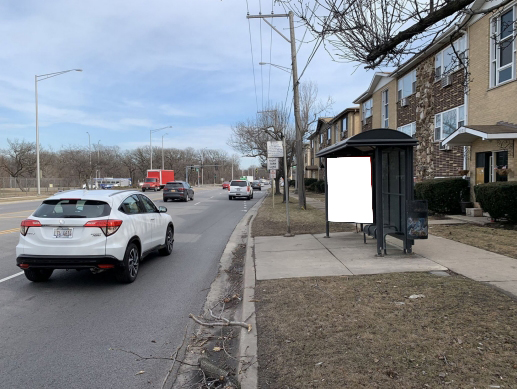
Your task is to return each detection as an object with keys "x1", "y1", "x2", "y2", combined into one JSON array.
[
  {"x1": 267, "y1": 141, "x2": 283, "y2": 158},
  {"x1": 270, "y1": 170, "x2": 276, "y2": 179},
  {"x1": 267, "y1": 157, "x2": 279, "y2": 170}
]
